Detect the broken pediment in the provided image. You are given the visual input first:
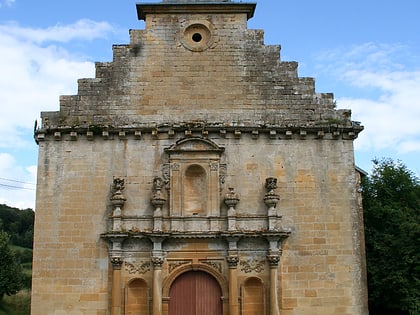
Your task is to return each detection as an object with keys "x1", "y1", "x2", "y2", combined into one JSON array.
[{"x1": 164, "y1": 137, "x2": 225, "y2": 154}]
